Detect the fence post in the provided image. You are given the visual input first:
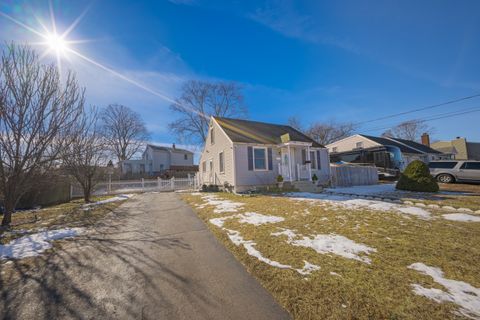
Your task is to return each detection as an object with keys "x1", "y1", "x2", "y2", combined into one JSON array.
[
  {"x1": 70, "y1": 184, "x2": 73, "y2": 200},
  {"x1": 157, "y1": 177, "x2": 160, "y2": 190},
  {"x1": 170, "y1": 177, "x2": 175, "y2": 190},
  {"x1": 142, "y1": 178, "x2": 145, "y2": 190}
]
